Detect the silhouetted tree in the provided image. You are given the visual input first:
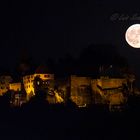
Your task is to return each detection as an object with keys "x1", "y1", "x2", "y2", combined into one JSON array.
[
  {"x1": 0, "y1": 90, "x2": 11, "y2": 112},
  {"x1": 77, "y1": 44, "x2": 128, "y2": 76}
]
